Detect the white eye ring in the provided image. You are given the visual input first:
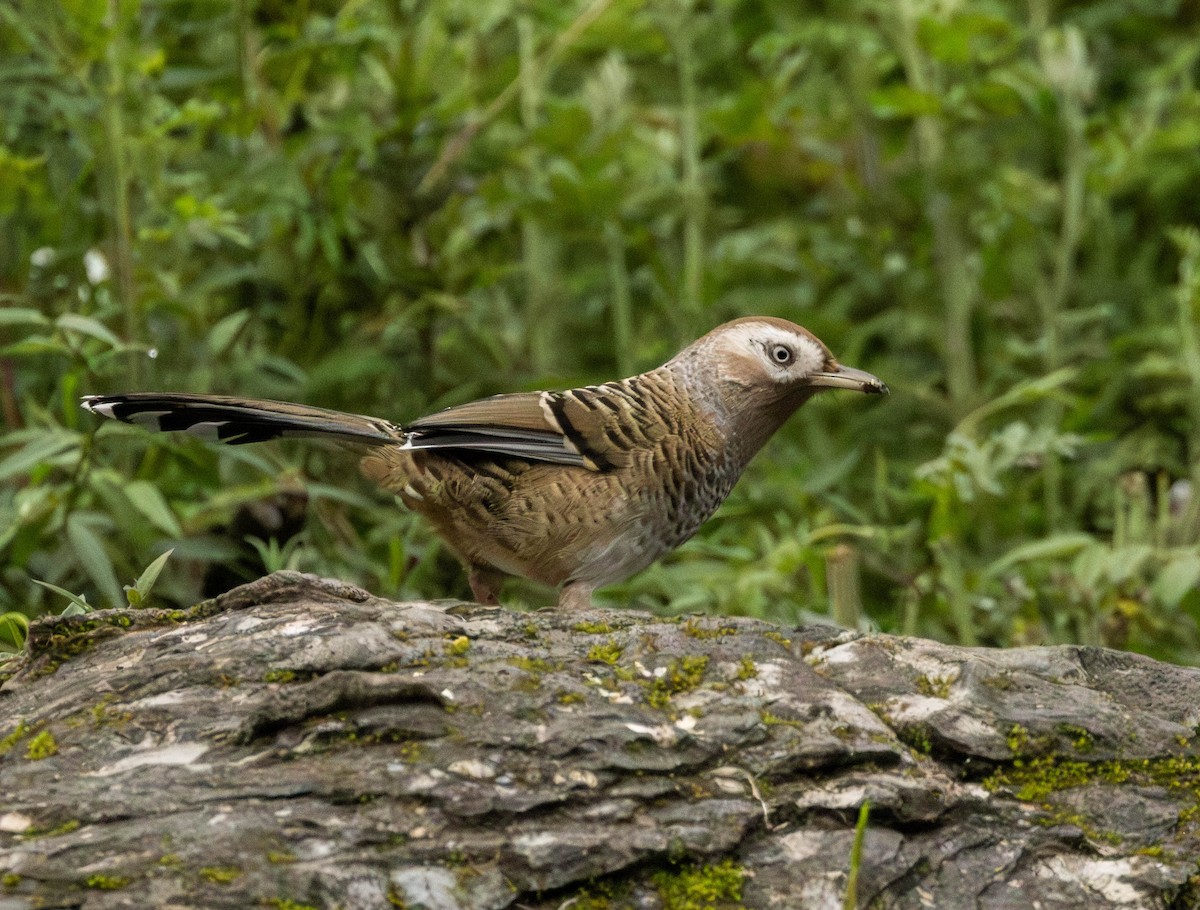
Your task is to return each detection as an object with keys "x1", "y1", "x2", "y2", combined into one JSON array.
[{"x1": 768, "y1": 344, "x2": 793, "y2": 366}]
